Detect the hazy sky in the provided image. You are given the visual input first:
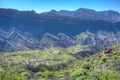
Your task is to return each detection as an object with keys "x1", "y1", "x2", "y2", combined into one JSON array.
[{"x1": 0, "y1": 0, "x2": 120, "y2": 13}]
